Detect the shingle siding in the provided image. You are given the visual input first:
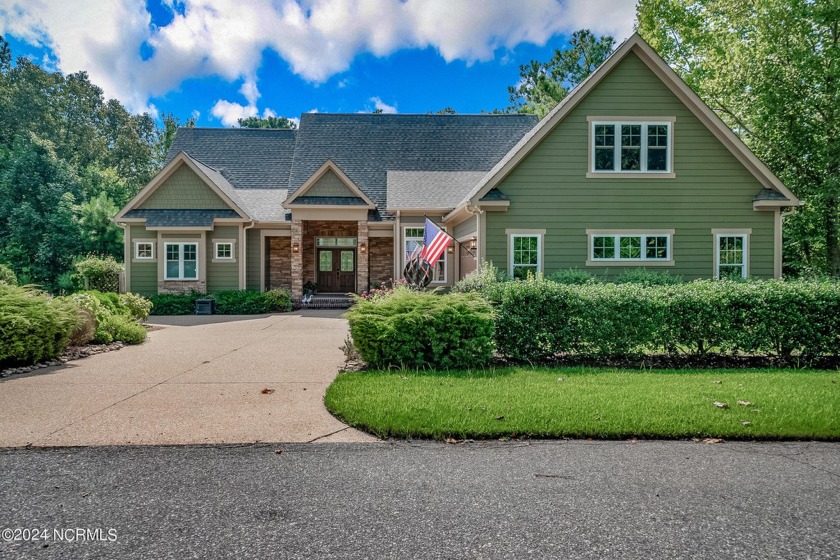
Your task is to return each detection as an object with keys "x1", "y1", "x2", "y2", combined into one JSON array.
[
  {"x1": 139, "y1": 166, "x2": 230, "y2": 210},
  {"x1": 485, "y1": 52, "x2": 775, "y2": 280}
]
